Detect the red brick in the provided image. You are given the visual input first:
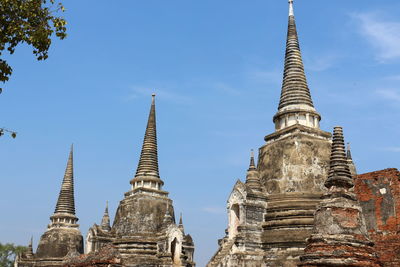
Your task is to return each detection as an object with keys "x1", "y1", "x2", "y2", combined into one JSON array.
[{"x1": 355, "y1": 168, "x2": 400, "y2": 267}]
